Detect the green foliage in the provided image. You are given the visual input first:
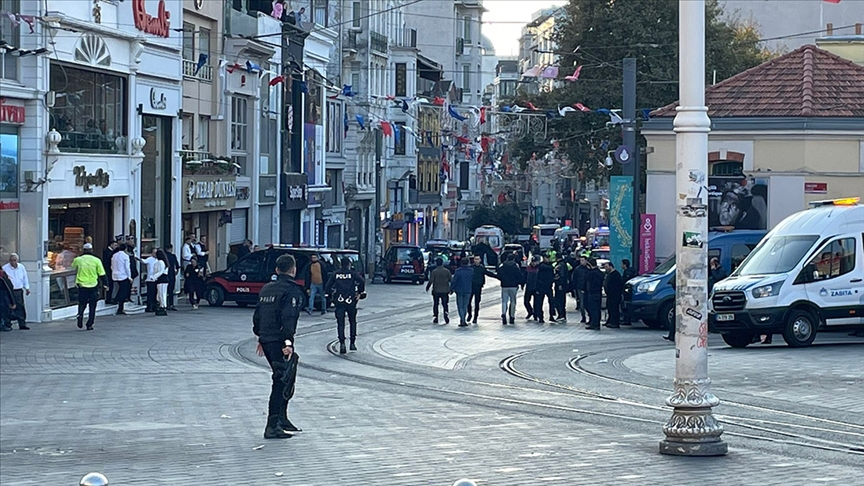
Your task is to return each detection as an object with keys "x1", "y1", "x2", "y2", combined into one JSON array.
[{"x1": 466, "y1": 203, "x2": 525, "y2": 235}]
